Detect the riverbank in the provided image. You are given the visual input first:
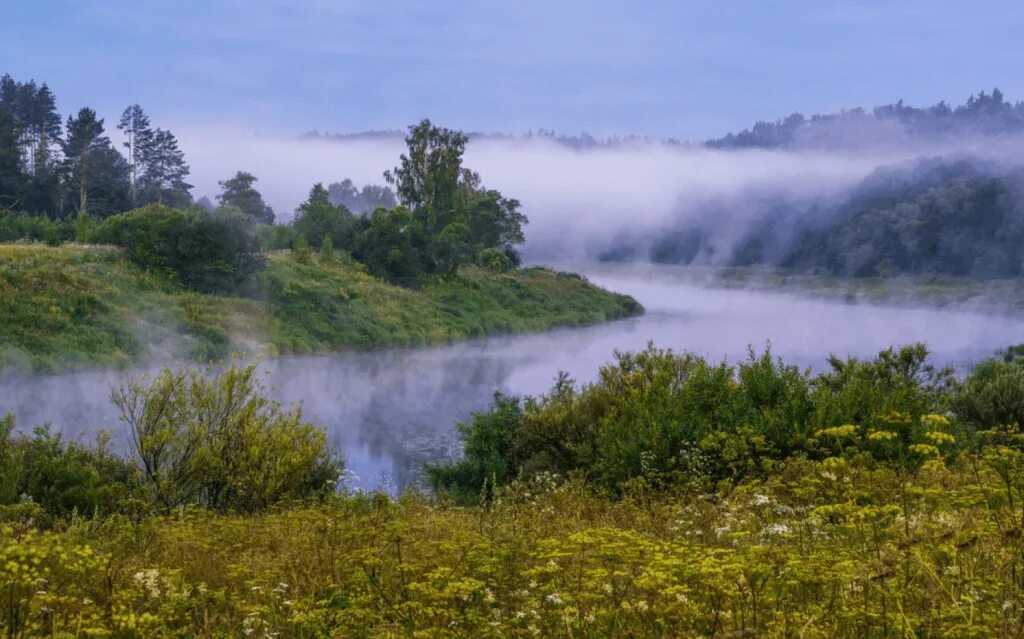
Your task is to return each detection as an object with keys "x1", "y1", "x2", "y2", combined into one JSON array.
[{"x1": 0, "y1": 244, "x2": 642, "y2": 374}]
